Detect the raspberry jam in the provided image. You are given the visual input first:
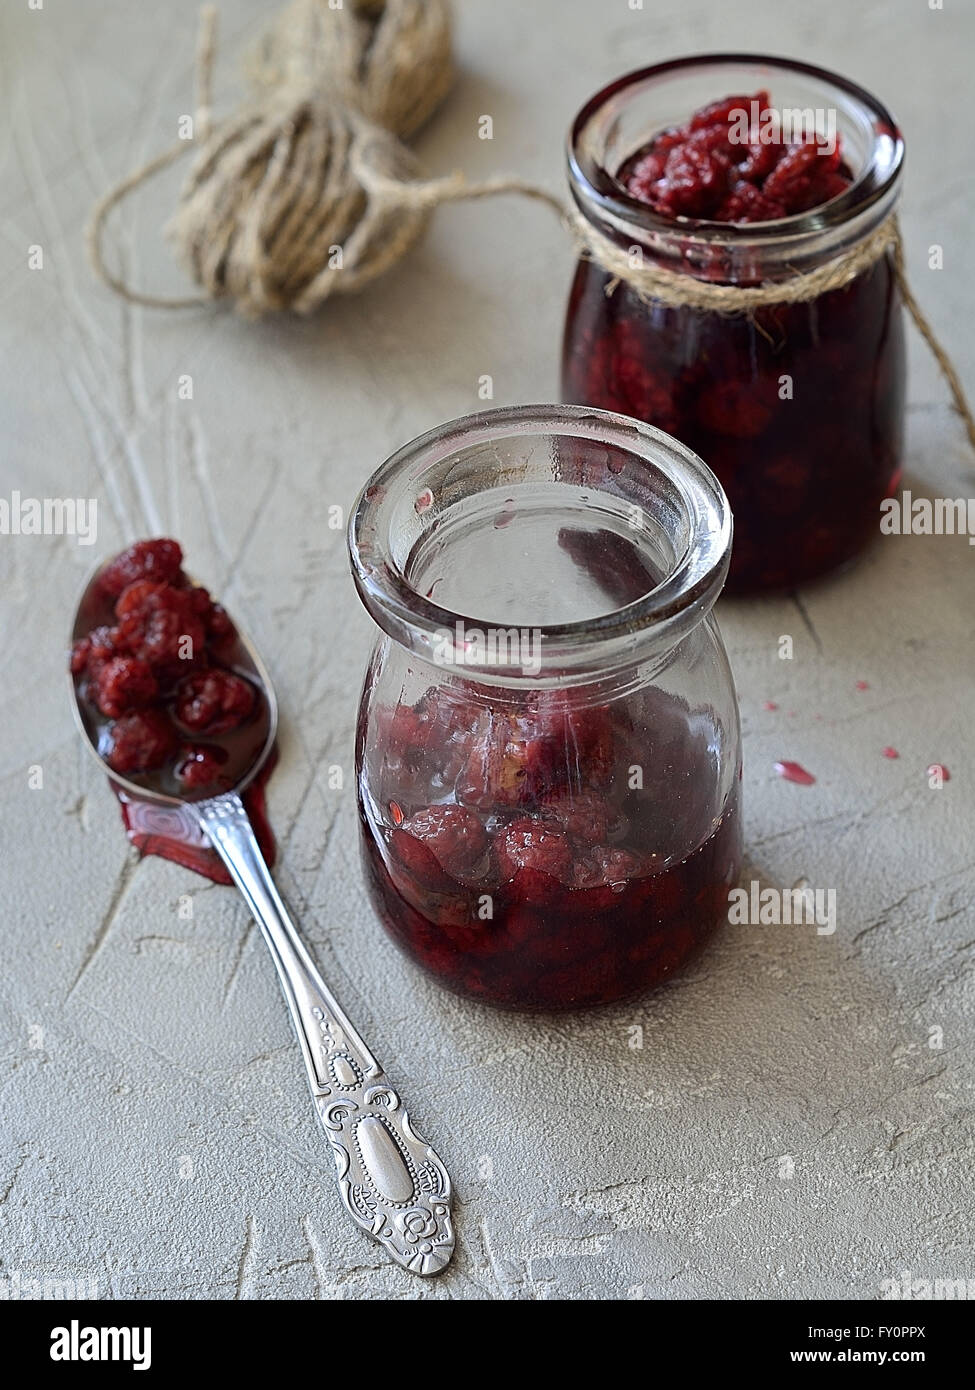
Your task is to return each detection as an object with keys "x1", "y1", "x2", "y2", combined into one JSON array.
[
  {"x1": 358, "y1": 688, "x2": 741, "y2": 1010},
  {"x1": 350, "y1": 406, "x2": 743, "y2": 1011},
  {"x1": 71, "y1": 539, "x2": 272, "y2": 804},
  {"x1": 619, "y1": 91, "x2": 853, "y2": 222},
  {"x1": 562, "y1": 58, "x2": 906, "y2": 592}
]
